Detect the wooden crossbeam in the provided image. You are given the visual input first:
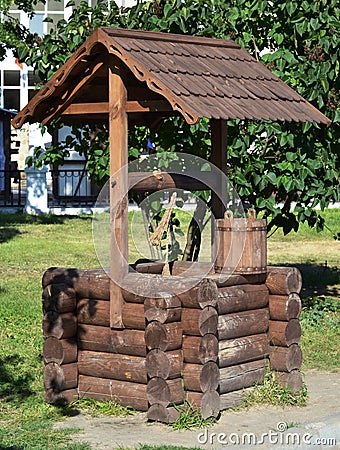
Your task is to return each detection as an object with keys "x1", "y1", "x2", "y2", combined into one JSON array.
[{"x1": 61, "y1": 100, "x2": 172, "y2": 117}]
